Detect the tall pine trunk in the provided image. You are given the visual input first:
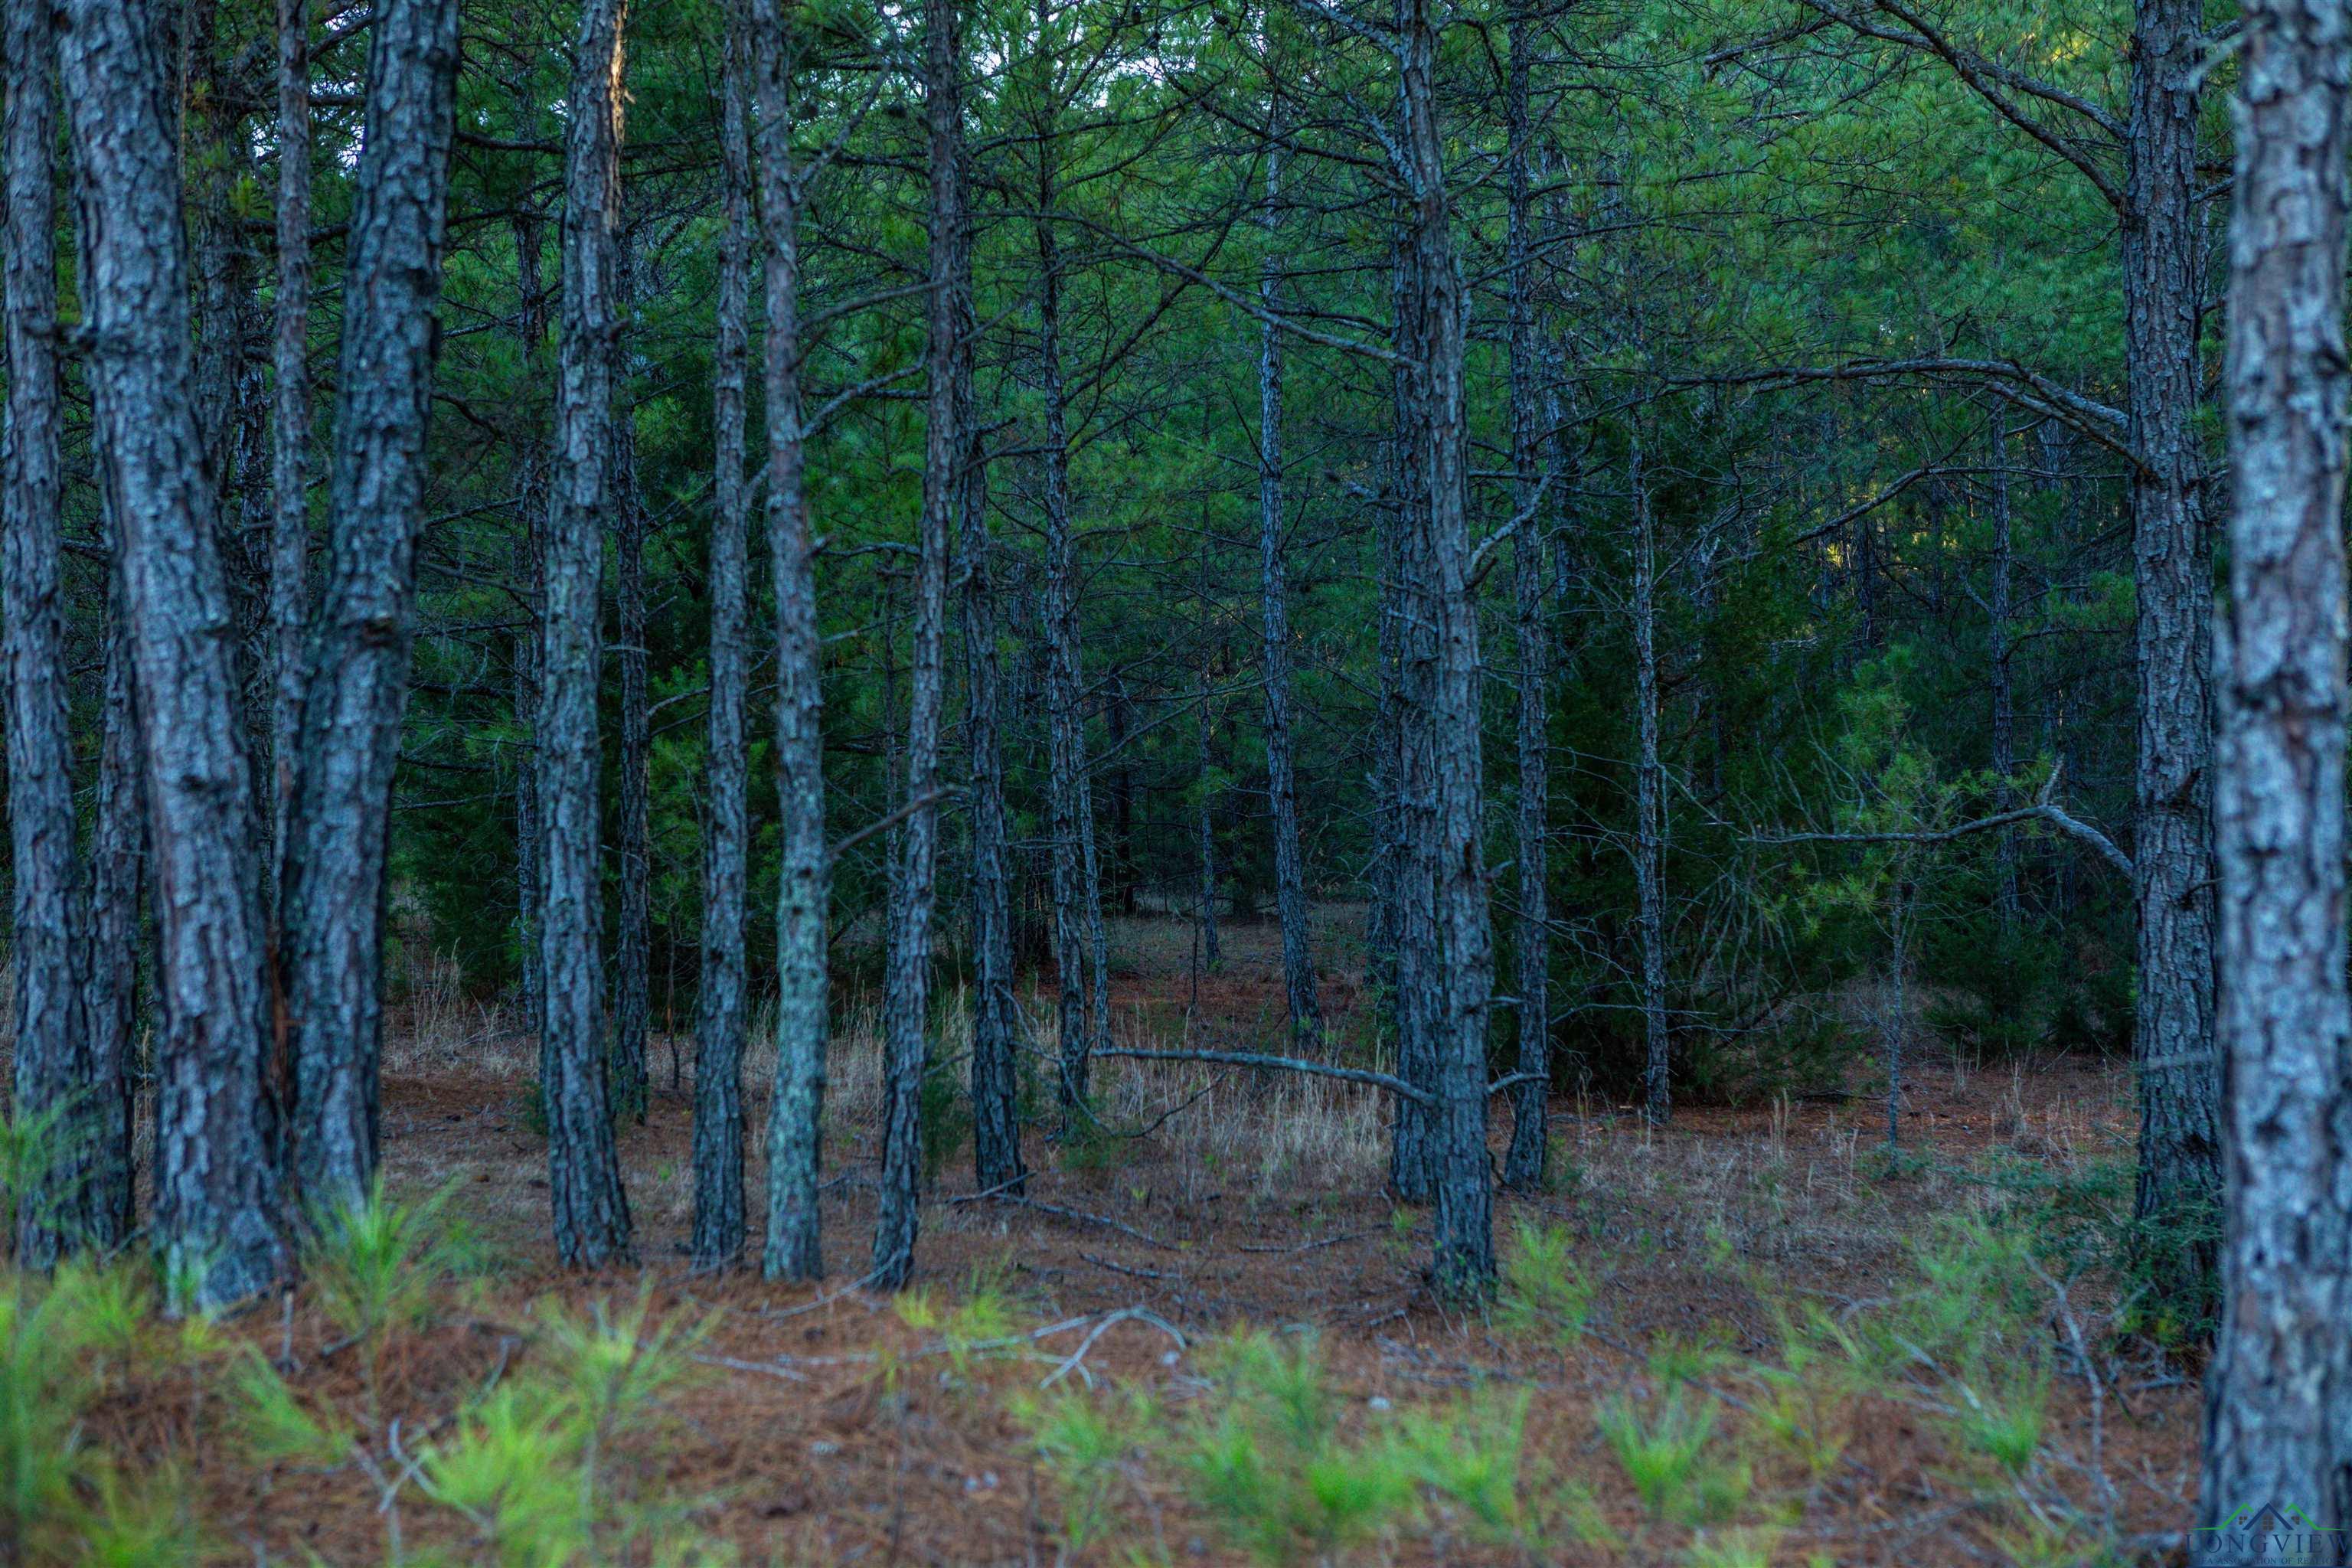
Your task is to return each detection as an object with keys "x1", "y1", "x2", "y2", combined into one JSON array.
[
  {"x1": 60, "y1": 0, "x2": 284, "y2": 1310},
  {"x1": 2201, "y1": 0, "x2": 2352, "y2": 1524},
  {"x1": 279, "y1": 0, "x2": 462, "y2": 1218},
  {"x1": 513, "y1": 208, "x2": 548, "y2": 1040},
  {"x1": 612, "y1": 231, "x2": 651, "y2": 1118},
  {"x1": 871, "y1": 0, "x2": 959, "y2": 1291},
  {"x1": 2123, "y1": 0, "x2": 2221, "y2": 1302},
  {"x1": 540, "y1": 0, "x2": 634, "y2": 1268},
  {"x1": 5, "y1": 0, "x2": 102, "y2": 1263},
  {"x1": 1499, "y1": 14, "x2": 1549, "y2": 1192},
  {"x1": 749, "y1": 0, "x2": 828, "y2": 1282},
  {"x1": 268, "y1": 0, "x2": 311, "y2": 902},
  {"x1": 1632, "y1": 438, "x2": 1668, "y2": 1126},
  {"x1": 691, "y1": 2, "x2": 753, "y2": 1269}
]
